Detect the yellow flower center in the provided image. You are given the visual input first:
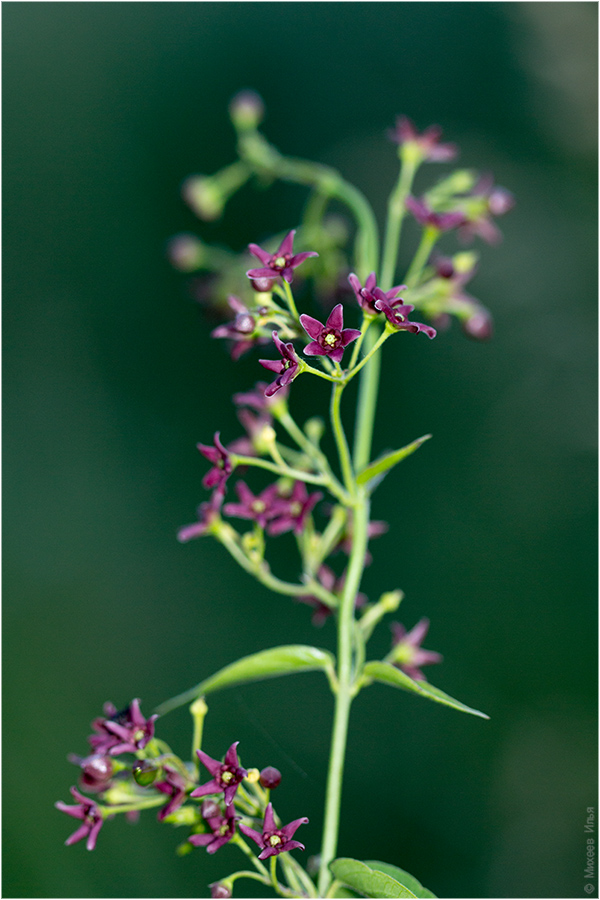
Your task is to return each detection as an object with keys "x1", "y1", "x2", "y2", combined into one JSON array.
[
  {"x1": 221, "y1": 771, "x2": 234, "y2": 784},
  {"x1": 268, "y1": 834, "x2": 282, "y2": 847}
]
